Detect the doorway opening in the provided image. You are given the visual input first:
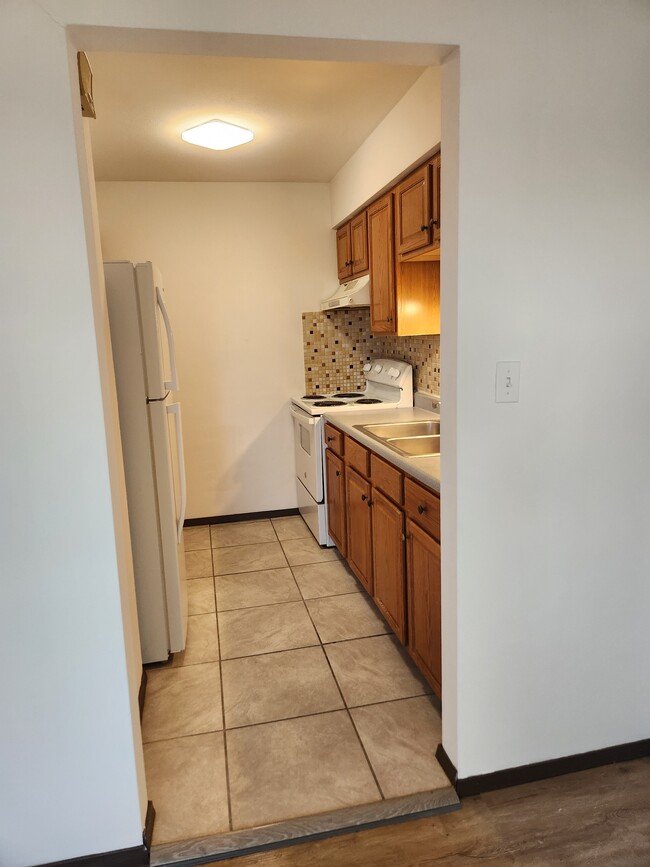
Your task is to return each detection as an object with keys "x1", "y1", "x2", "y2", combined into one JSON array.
[{"x1": 78, "y1": 30, "x2": 460, "y2": 862}]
